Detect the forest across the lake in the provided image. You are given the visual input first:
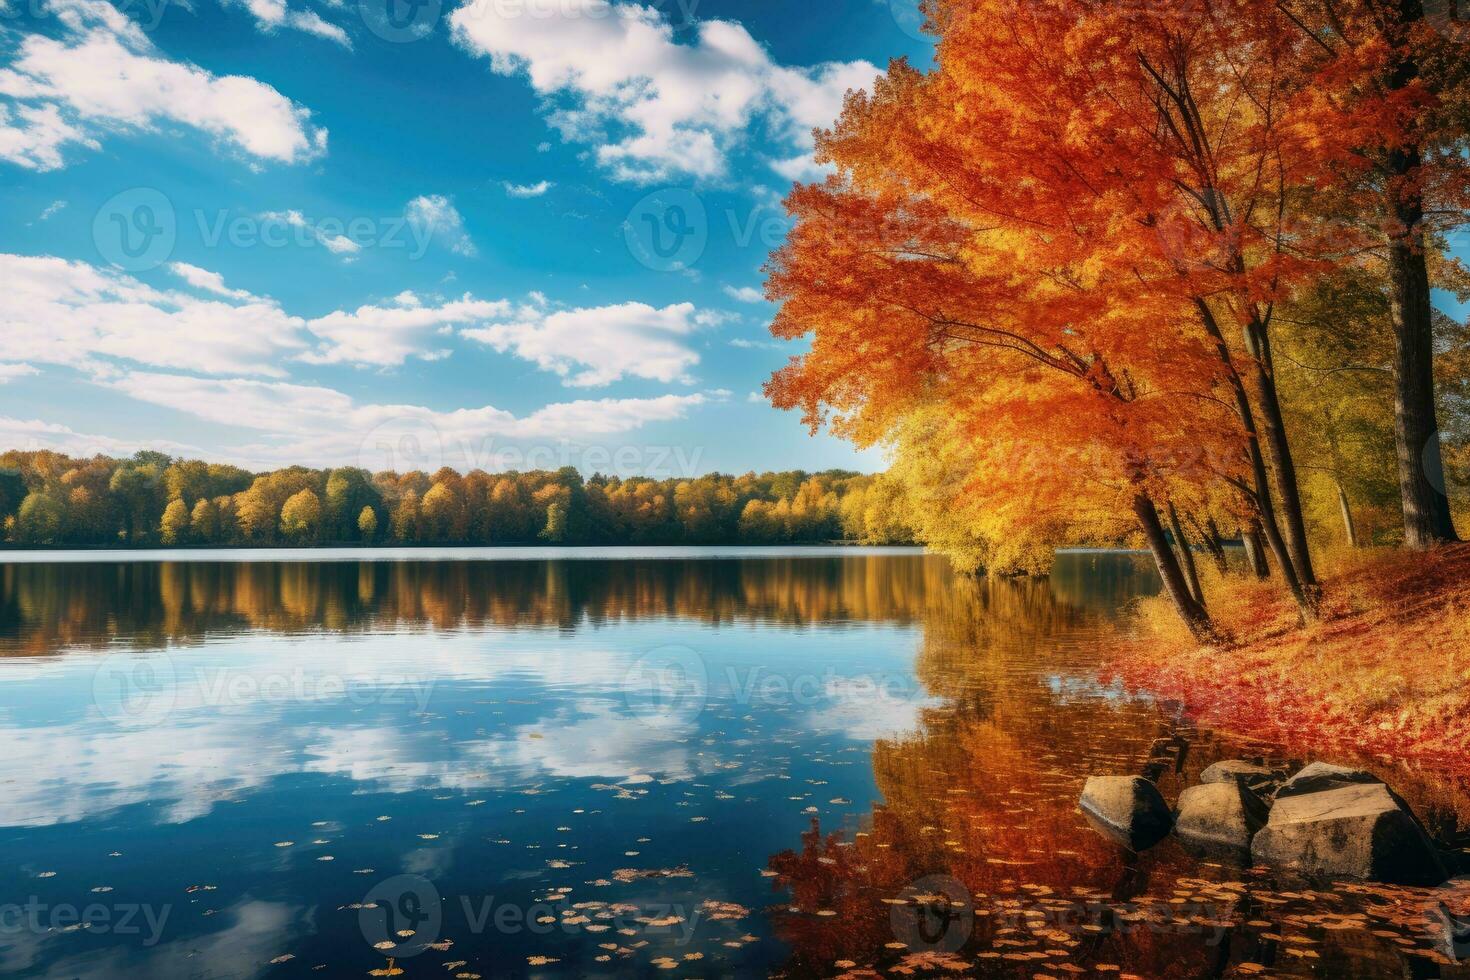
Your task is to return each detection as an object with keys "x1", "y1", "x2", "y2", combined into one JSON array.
[{"x1": 0, "y1": 450, "x2": 916, "y2": 550}]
